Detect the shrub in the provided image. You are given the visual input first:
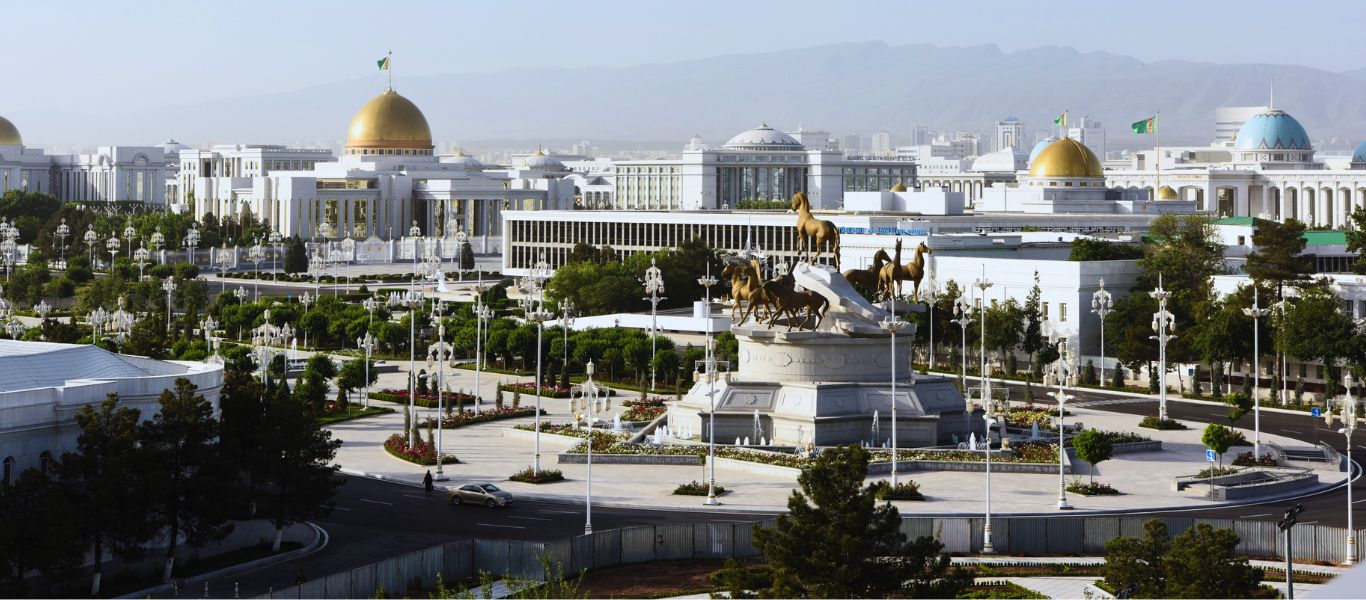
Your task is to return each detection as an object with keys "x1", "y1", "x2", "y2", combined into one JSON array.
[
  {"x1": 1139, "y1": 416, "x2": 1187, "y2": 430},
  {"x1": 1194, "y1": 466, "x2": 1240, "y2": 479},
  {"x1": 673, "y1": 480, "x2": 724, "y2": 496},
  {"x1": 871, "y1": 480, "x2": 926, "y2": 501},
  {"x1": 1071, "y1": 430, "x2": 1114, "y2": 484},
  {"x1": 383, "y1": 433, "x2": 458, "y2": 466},
  {"x1": 1066, "y1": 478, "x2": 1119, "y2": 495},
  {"x1": 1232, "y1": 451, "x2": 1276, "y2": 467},
  {"x1": 509, "y1": 467, "x2": 564, "y2": 484}
]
